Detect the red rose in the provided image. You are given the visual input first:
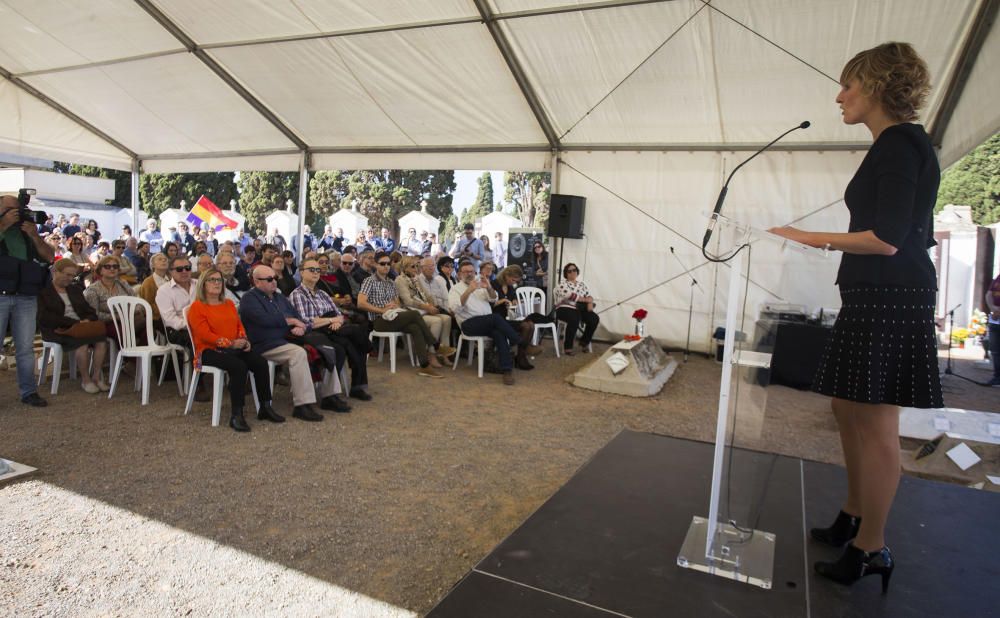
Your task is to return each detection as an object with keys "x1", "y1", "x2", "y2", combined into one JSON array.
[{"x1": 632, "y1": 309, "x2": 648, "y2": 320}]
